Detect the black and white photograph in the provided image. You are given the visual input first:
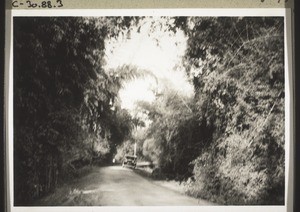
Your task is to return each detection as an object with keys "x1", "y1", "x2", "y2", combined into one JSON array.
[{"x1": 9, "y1": 10, "x2": 290, "y2": 209}]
